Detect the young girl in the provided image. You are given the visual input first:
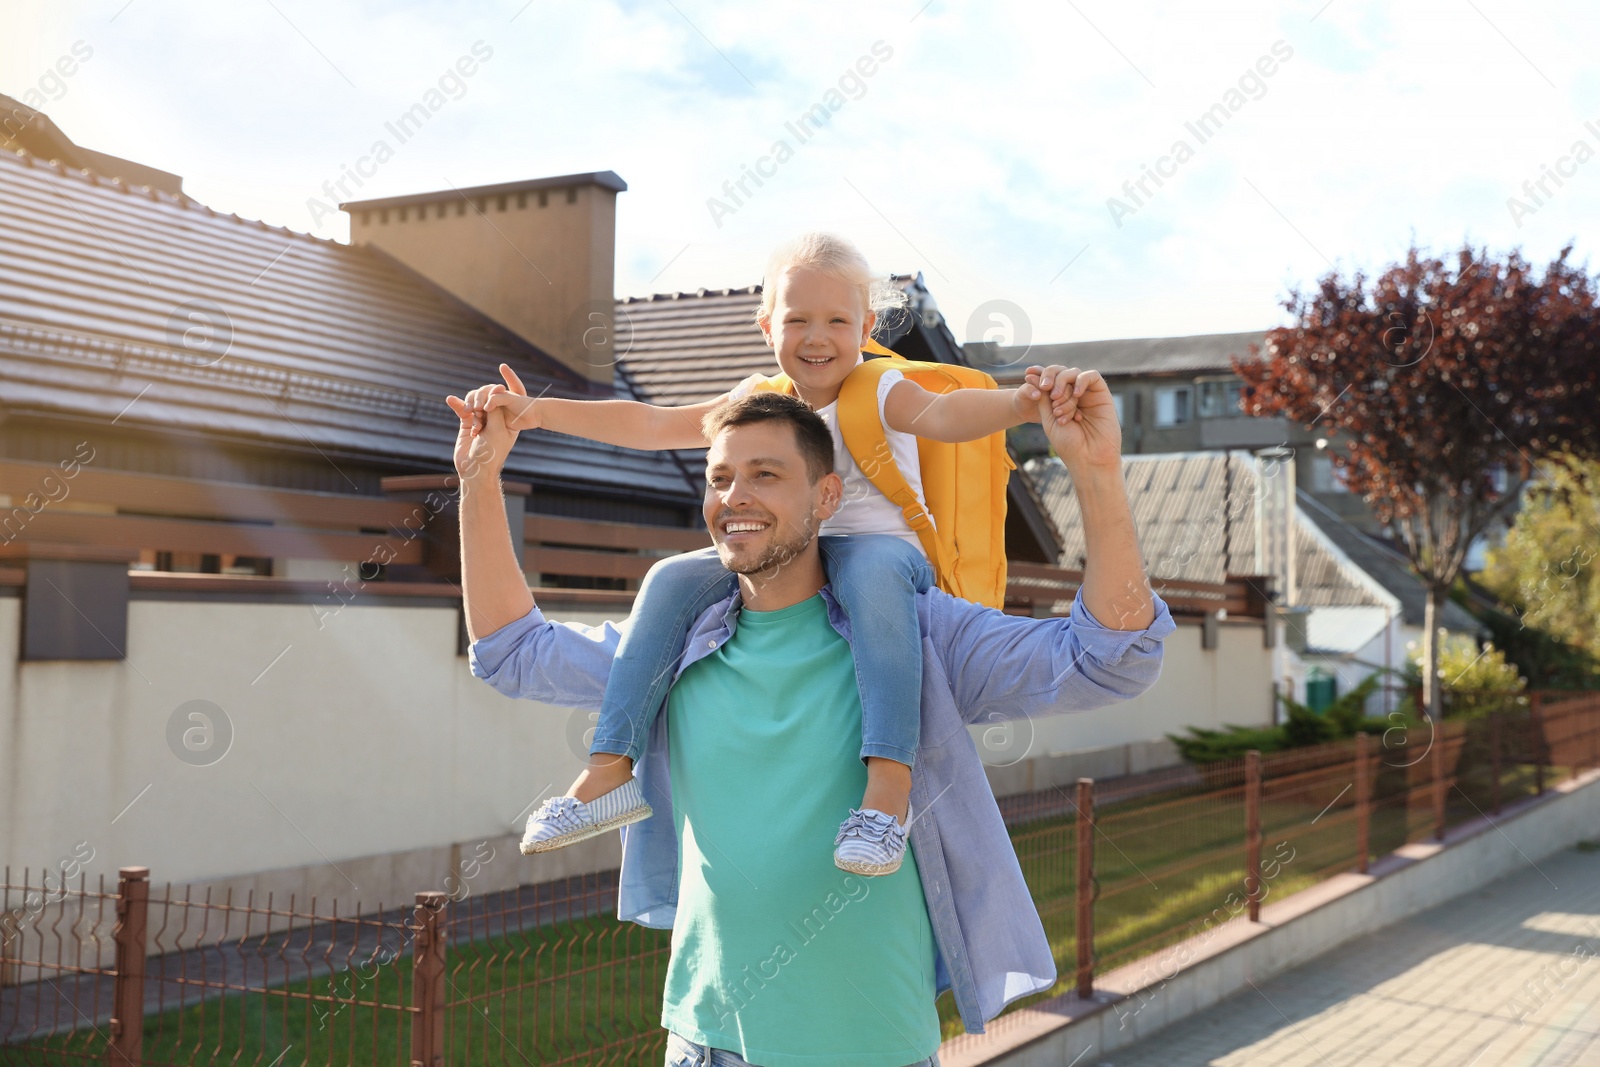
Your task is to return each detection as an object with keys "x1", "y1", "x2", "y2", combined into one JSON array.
[{"x1": 472, "y1": 233, "x2": 1055, "y2": 876}]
